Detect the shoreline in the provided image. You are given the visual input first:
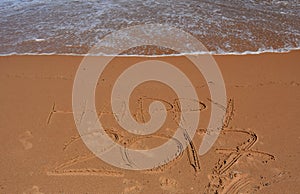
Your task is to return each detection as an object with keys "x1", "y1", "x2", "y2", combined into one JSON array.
[{"x1": 0, "y1": 47, "x2": 299, "y2": 57}]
